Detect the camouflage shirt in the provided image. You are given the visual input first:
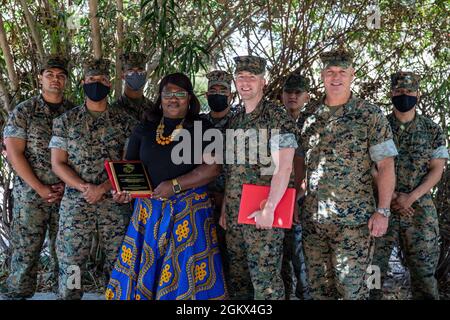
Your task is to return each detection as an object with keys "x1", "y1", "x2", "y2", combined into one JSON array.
[
  {"x1": 199, "y1": 111, "x2": 234, "y2": 194},
  {"x1": 297, "y1": 99, "x2": 321, "y2": 132},
  {"x1": 301, "y1": 95, "x2": 398, "y2": 225},
  {"x1": 224, "y1": 98, "x2": 299, "y2": 221},
  {"x1": 388, "y1": 113, "x2": 449, "y2": 206},
  {"x1": 111, "y1": 94, "x2": 153, "y2": 123},
  {"x1": 49, "y1": 104, "x2": 135, "y2": 186},
  {"x1": 199, "y1": 111, "x2": 234, "y2": 133},
  {"x1": 3, "y1": 95, "x2": 75, "y2": 198},
  {"x1": 293, "y1": 100, "x2": 321, "y2": 158}
]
